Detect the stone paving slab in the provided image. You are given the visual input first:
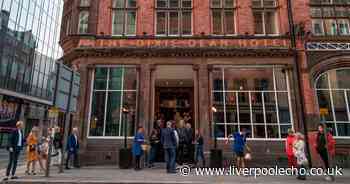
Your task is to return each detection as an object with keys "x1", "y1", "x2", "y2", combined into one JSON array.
[{"x1": 1, "y1": 165, "x2": 350, "y2": 184}]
